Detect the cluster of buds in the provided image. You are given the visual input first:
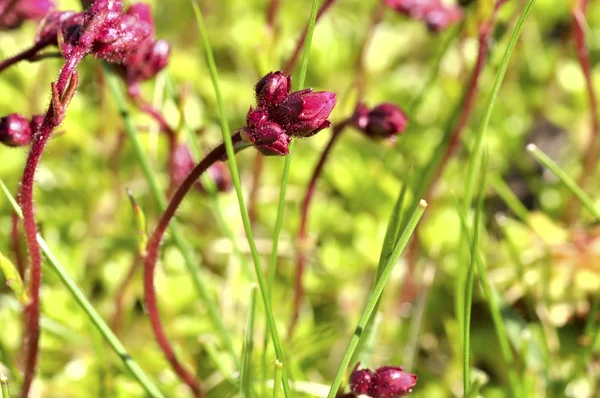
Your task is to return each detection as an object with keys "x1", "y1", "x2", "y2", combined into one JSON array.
[
  {"x1": 0, "y1": 113, "x2": 43, "y2": 147},
  {"x1": 349, "y1": 363, "x2": 418, "y2": 398},
  {"x1": 351, "y1": 103, "x2": 408, "y2": 141},
  {"x1": 0, "y1": 0, "x2": 54, "y2": 30},
  {"x1": 384, "y1": 0, "x2": 463, "y2": 32},
  {"x1": 32, "y1": 1, "x2": 168, "y2": 89},
  {"x1": 168, "y1": 142, "x2": 232, "y2": 194},
  {"x1": 241, "y1": 71, "x2": 336, "y2": 156}
]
